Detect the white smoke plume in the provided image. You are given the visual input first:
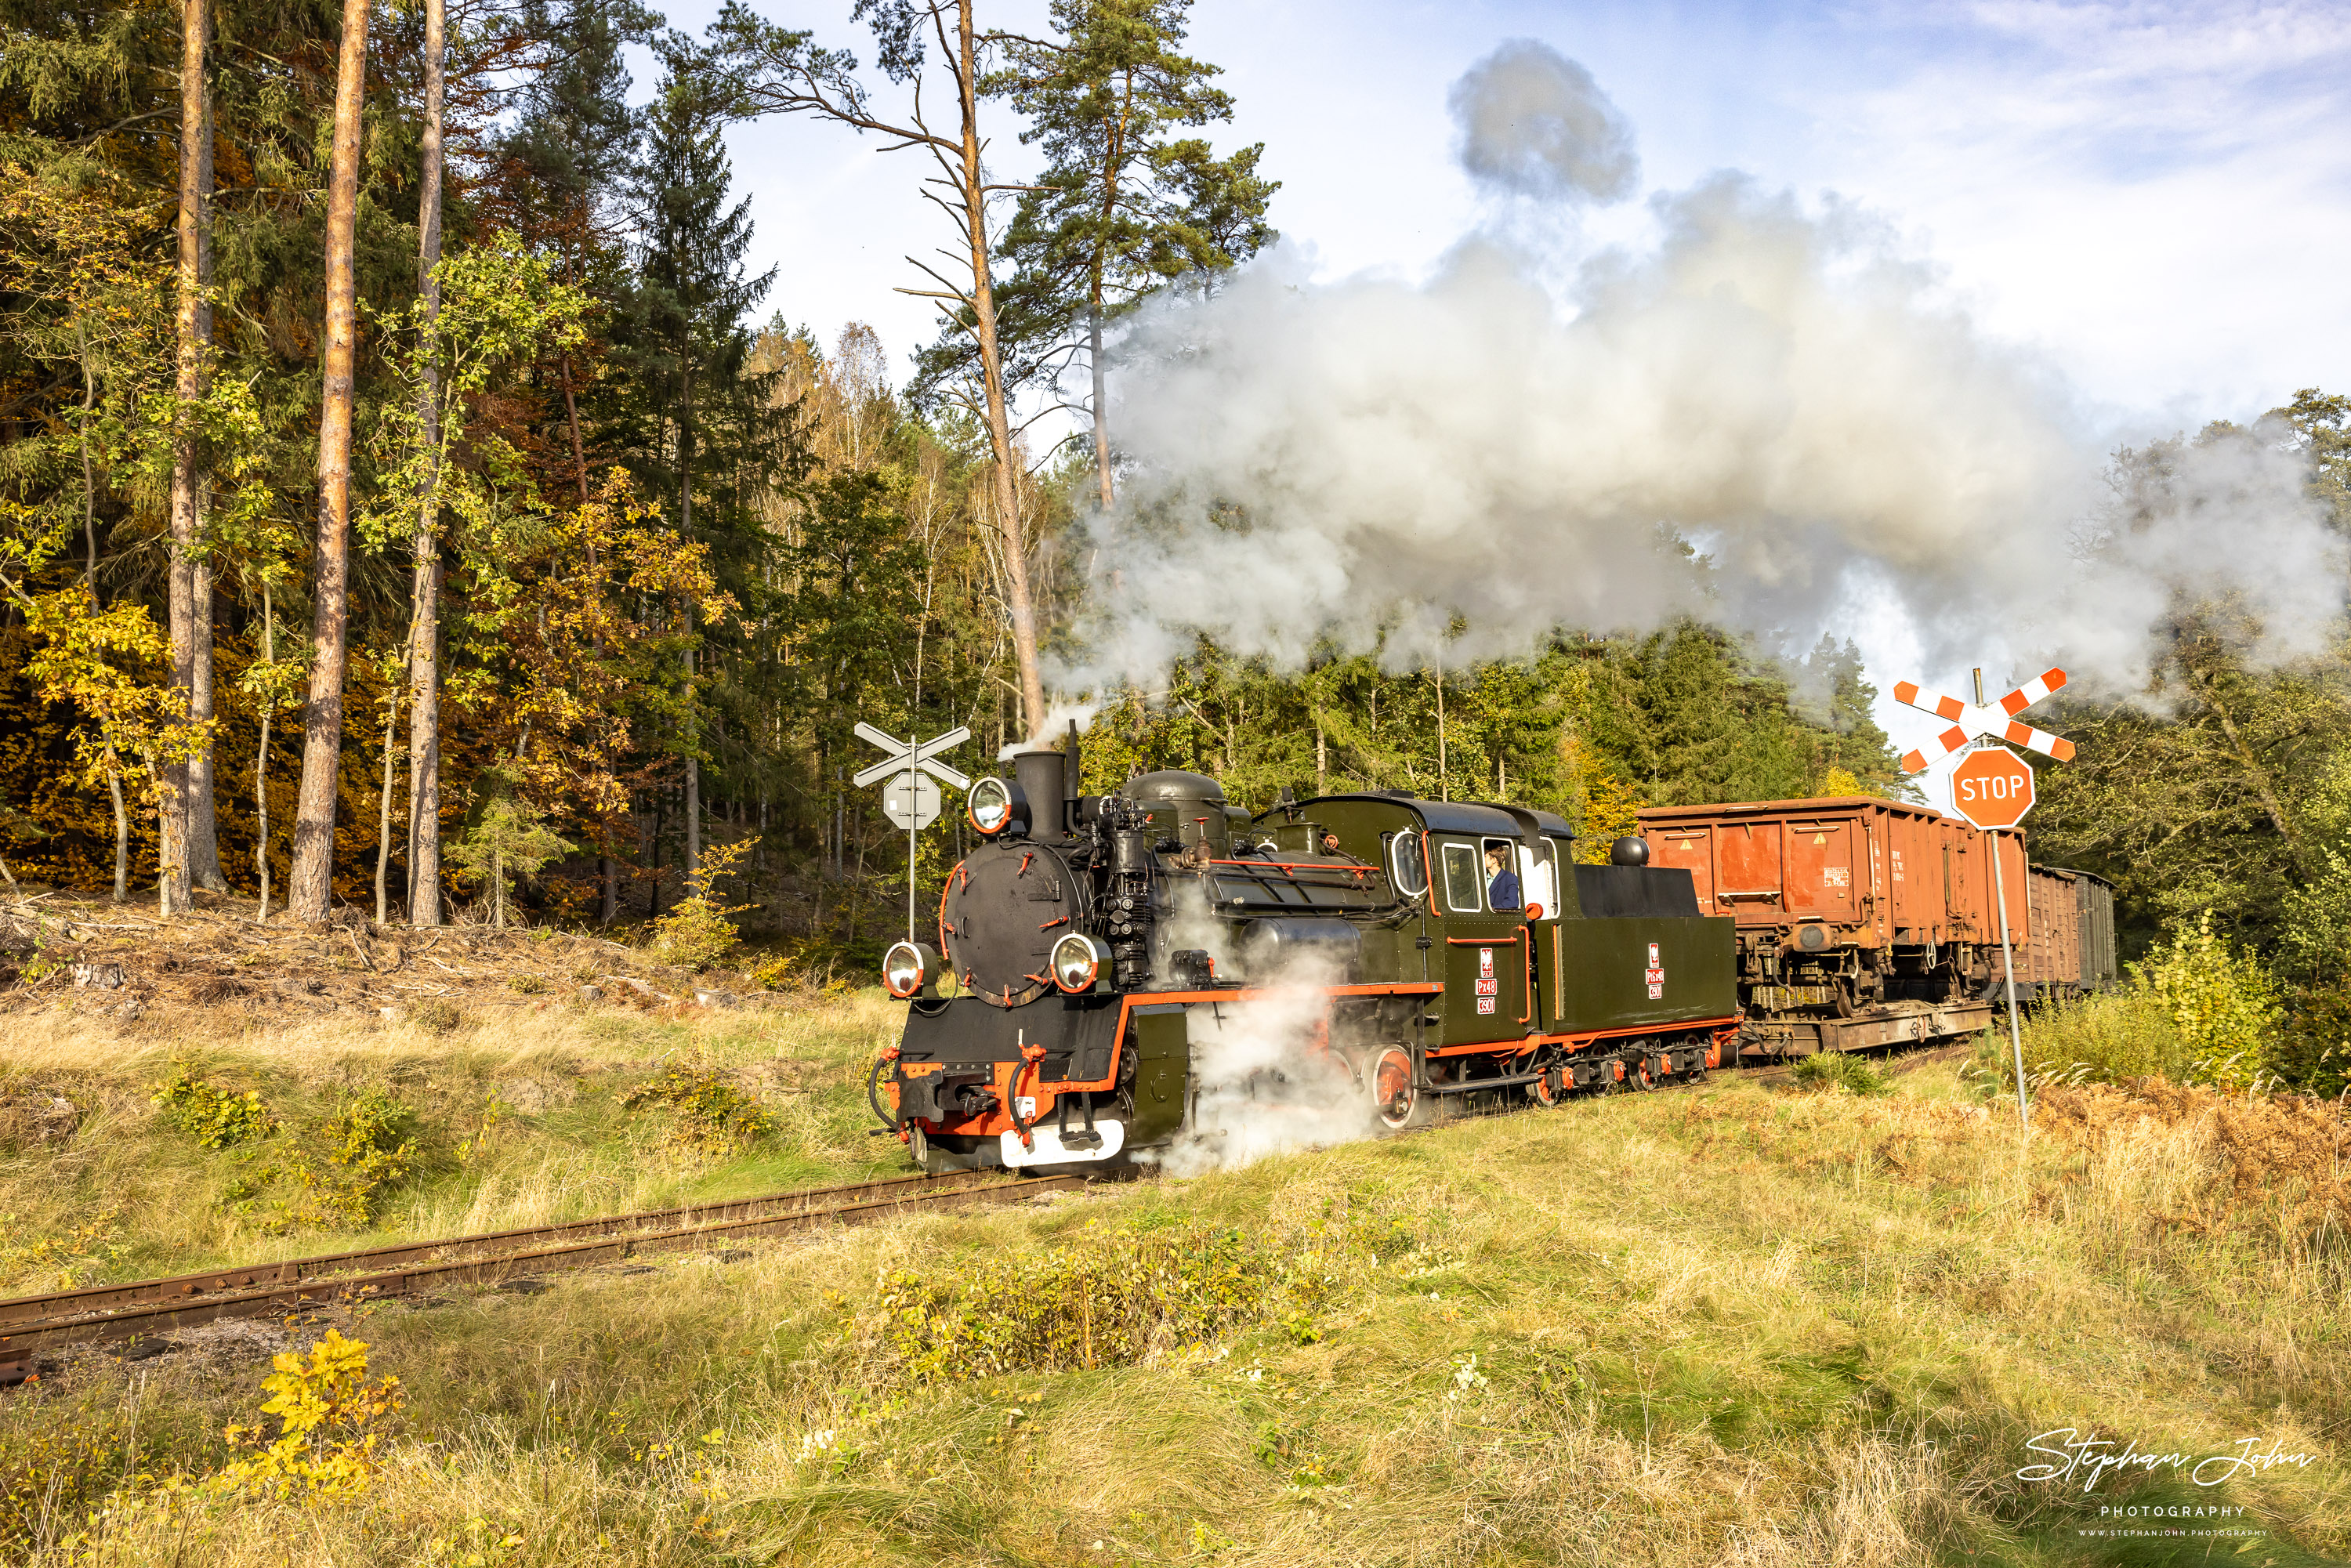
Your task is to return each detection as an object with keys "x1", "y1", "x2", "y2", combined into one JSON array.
[
  {"x1": 1449, "y1": 38, "x2": 1638, "y2": 203},
  {"x1": 1140, "y1": 962, "x2": 1377, "y2": 1178},
  {"x1": 1063, "y1": 45, "x2": 2343, "y2": 701},
  {"x1": 997, "y1": 700, "x2": 1098, "y2": 762}
]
